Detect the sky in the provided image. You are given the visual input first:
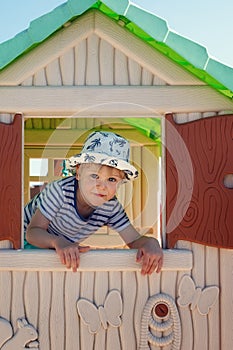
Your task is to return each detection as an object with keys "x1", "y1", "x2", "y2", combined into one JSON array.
[{"x1": 0, "y1": 0, "x2": 233, "y2": 68}]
